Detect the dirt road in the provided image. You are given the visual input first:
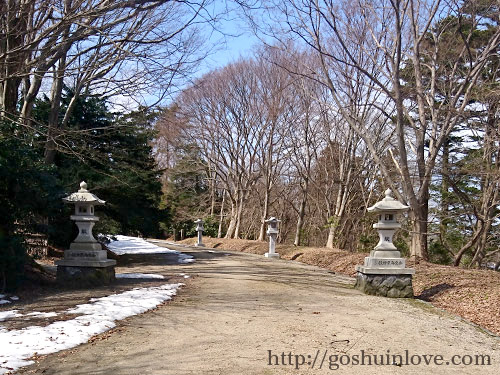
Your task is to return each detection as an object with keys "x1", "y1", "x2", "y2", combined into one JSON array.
[{"x1": 18, "y1": 243, "x2": 500, "y2": 374}]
